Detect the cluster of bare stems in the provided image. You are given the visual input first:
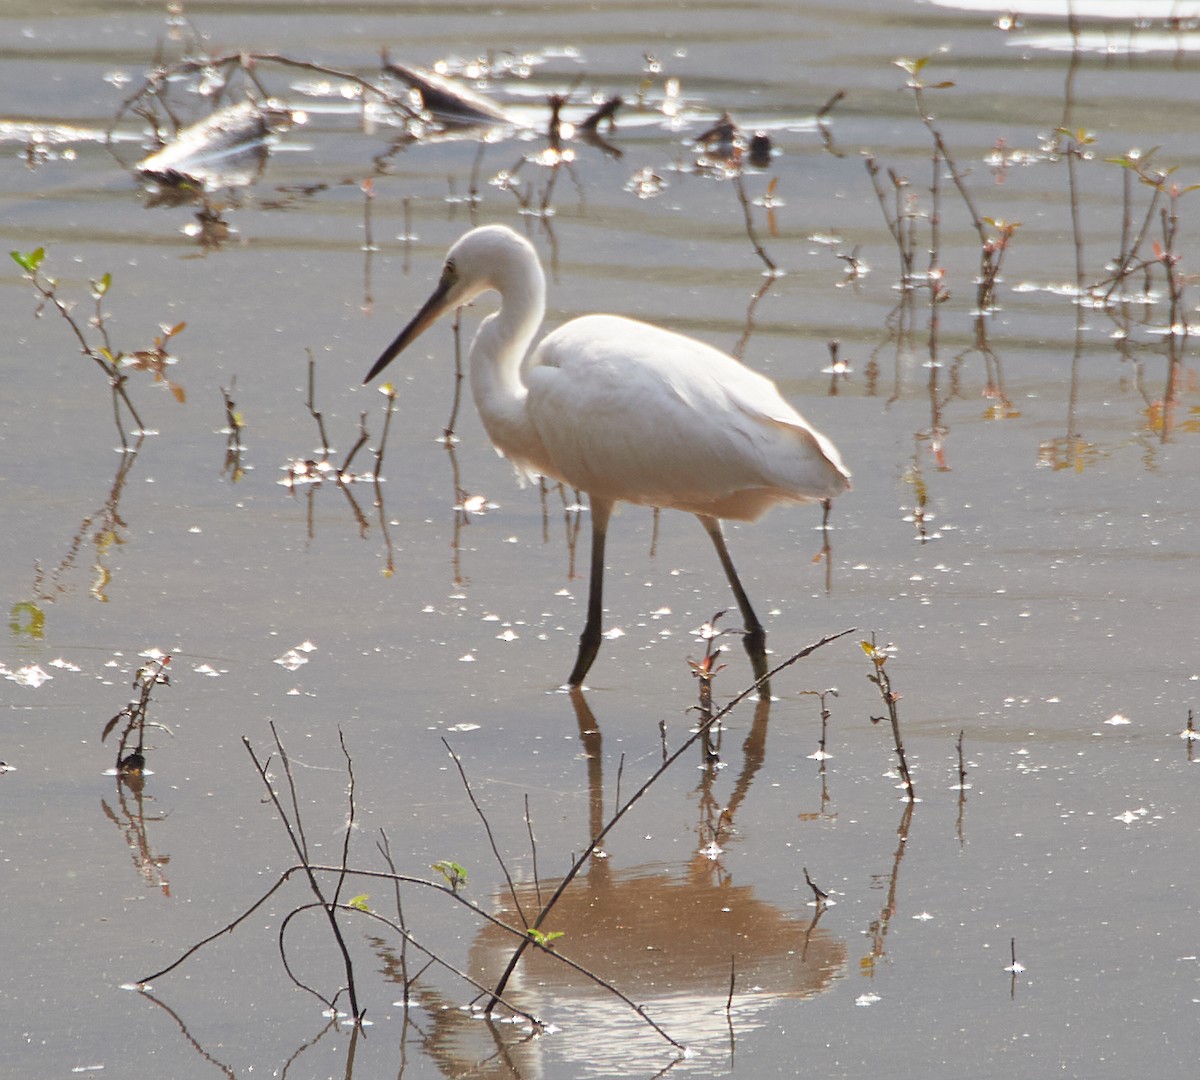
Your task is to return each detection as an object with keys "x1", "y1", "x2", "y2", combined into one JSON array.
[
  {"x1": 859, "y1": 59, "x2": 1011, "y2": 498},
  {"x1": 488, "y1": 85, "x2": 624, "y2": 221},
  {"x1": 1043, "y1": 22, "x2": 1195, "y2": 459},
  {"x1": 866, "y1": 58, "x2": 1018, "y2": 317},
  {"x1": 861, "y1": 47, "x2": 1193, "y2": 532},
  {"x1": 8, "y1": 252, "x2": 400, "y2": 633},
  {"x1": 1091, "y1": 145, "x2": 1195, "y2": 341},
  {"x1": 104, "y1": 12, "x2": 615, "y2": 236},
  {"x1": 280, "y1": 353, "x2": 399, "y2": 566},
  {"x1": 281, "y1": 352, "x2": 392, "y2": 491},
  {"x1": 106, "y1": 25, "x2": 424, "y2": 153},
  {"x1": 13, "y1": 244, "x2": 403, "y2": 597},
  {"x1": 707, "y1": 93, "x2": 849, "y2": 360},
  {"x1": 101, "y1": 654, "x2": 173, "y2": 774},
  {"x1": 136, "y1": 630, "x2": 856, "y2": 1043},
  {"x1": 10, "y1": 248, "x2": 185, "y2": 448}
]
